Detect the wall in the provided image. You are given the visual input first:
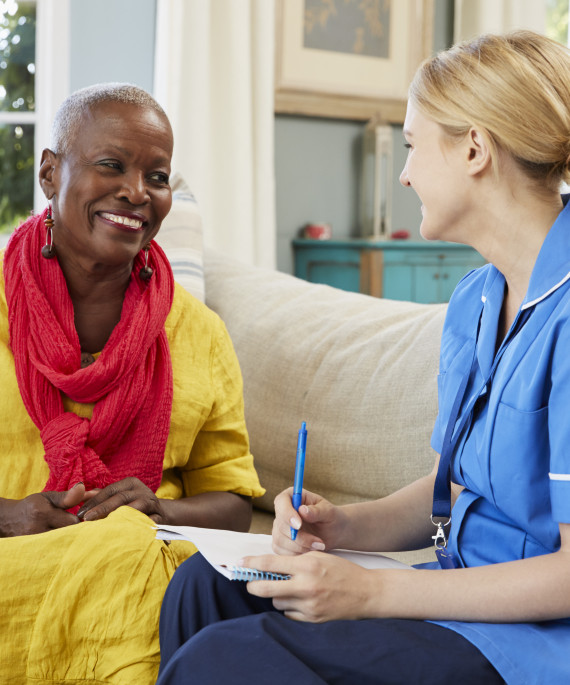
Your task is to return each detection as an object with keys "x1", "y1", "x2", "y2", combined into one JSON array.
[
  {"x1": 65, "y1": 0, "x2": 453, "y2": 276},
  {"x1": 275, "y1": 0, "x2": 454, "y2": 275},
  {"x1": 274, "y1": 116, "x2": 421, "y2": 274},
  {"x1": 69, "y1": 0, "x2": 156, "y2": 92}
]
